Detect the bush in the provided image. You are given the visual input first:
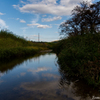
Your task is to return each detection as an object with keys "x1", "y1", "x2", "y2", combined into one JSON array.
[{"x1": 55, "y1": 33, "x2": 100, "y2": 86}]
